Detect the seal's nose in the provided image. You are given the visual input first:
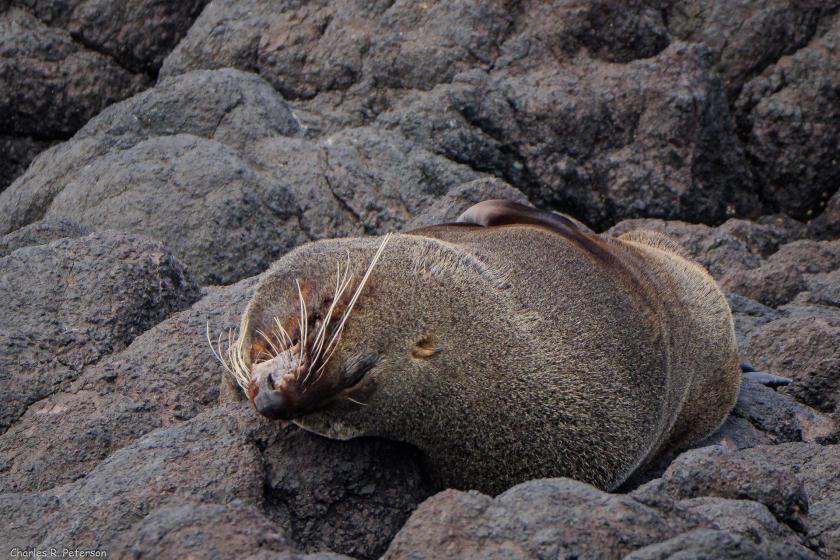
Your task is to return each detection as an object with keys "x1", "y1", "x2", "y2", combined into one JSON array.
[
  {"x1": 249, "y1": 349, "x2": 301, "y2": 420},
  {"x1": 253, "y1": 378, "x2": 293, "y2": 420}
]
